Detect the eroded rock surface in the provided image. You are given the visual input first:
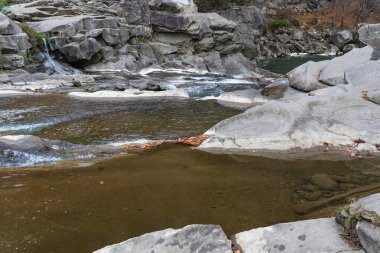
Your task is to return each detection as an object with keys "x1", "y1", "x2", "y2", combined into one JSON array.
[{"x1": 93, "y1": 225, "x2": 231, "y2": 253}]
